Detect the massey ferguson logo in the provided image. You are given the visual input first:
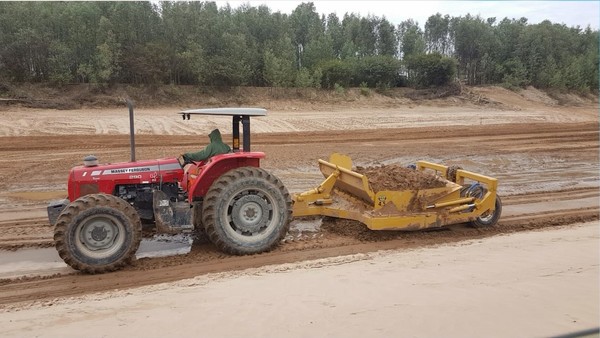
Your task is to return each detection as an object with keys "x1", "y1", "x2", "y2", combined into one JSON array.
[
  {"x1": 103, "y1": 166, "x2": 157, "y2": 175},
  {"x1": 109, "y1": 167, "x2": 151, "y2": 174}
]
